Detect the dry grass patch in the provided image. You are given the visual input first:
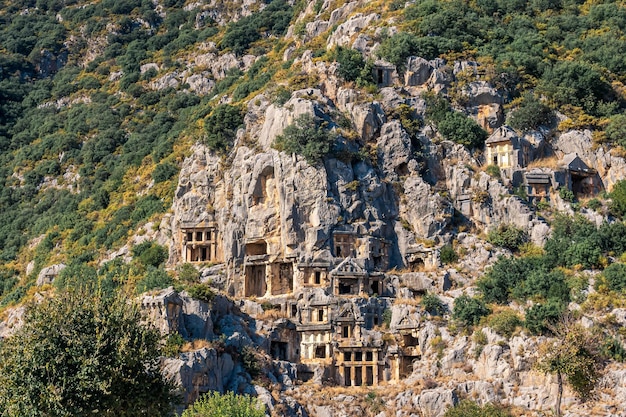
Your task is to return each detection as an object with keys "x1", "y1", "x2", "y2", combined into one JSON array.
[{"x1": 527, "y1": 155, "x2": 560, "y2": 169}]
